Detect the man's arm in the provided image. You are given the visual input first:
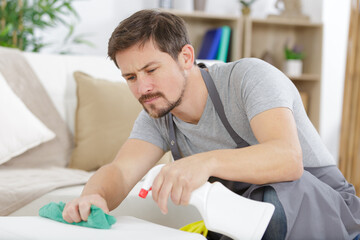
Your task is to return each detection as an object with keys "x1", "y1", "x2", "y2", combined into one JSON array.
[
  {"x1": 151, "y1": 107, "x2": 303, "y2": 214},
  {"x1": 62, "y1": 139, "x2": 164, "y2": 223},
  {"x1": 211, "y1": 107, "x2": 303, "y2": 183}
]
